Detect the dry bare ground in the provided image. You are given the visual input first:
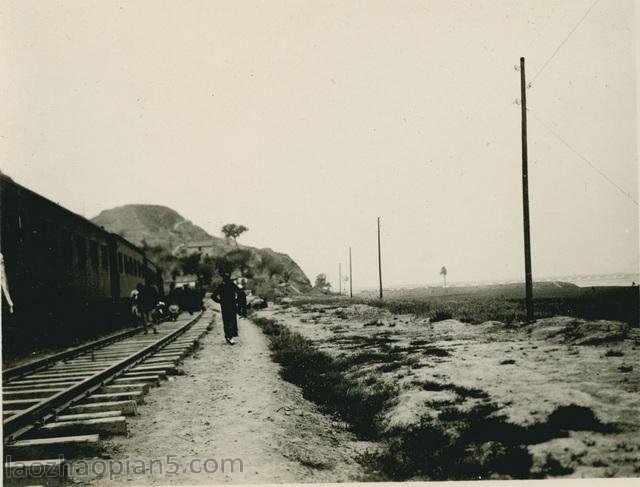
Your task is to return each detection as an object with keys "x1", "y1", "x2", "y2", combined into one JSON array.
[
  {"x1": 260, "y1": 302, "x2": 639, "y2": 479},
  {"x1": 82, "y1": 305, "x2": 370, "y2": 485},
  {"x1": 79, "y1": 300, "x2": 639, "y2": 483}
]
